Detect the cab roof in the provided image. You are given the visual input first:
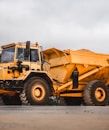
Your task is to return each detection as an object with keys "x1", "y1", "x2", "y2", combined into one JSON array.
[{"x1": 1, "y1": 42, "x2": 39, "y2": 49}]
